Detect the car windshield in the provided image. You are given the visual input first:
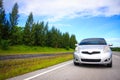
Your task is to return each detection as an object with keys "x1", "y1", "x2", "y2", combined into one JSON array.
[{"x1": 79, "y1": 38, "x2": 107, "y2": 45}]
